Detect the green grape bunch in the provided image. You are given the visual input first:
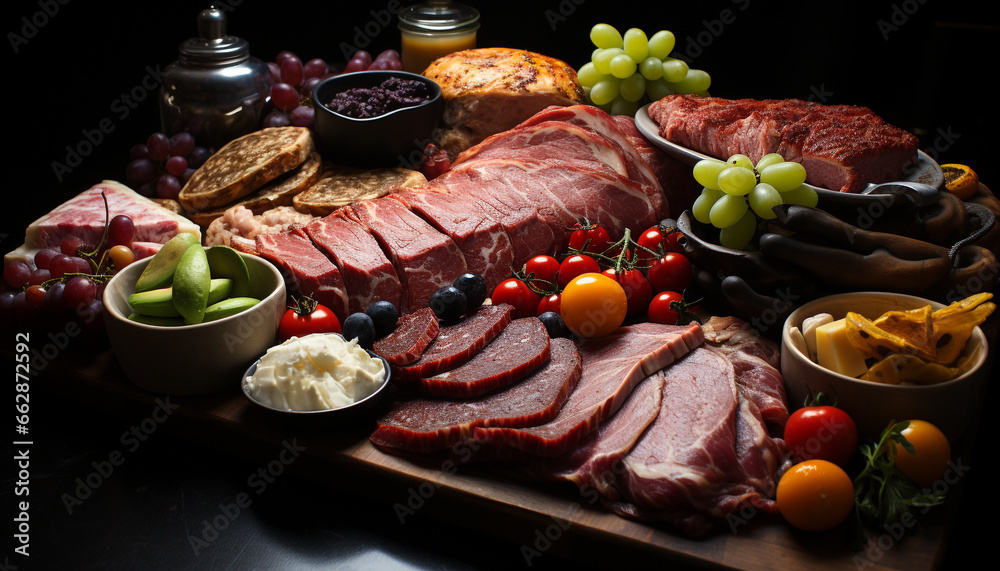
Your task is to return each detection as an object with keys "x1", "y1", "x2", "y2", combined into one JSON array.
[
  {"x1": 578, "y1": 23, "x2": 712, "y2": 116},
  {"x1": 690, "y1": 154, "x2": 819, "y2": 250}
]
